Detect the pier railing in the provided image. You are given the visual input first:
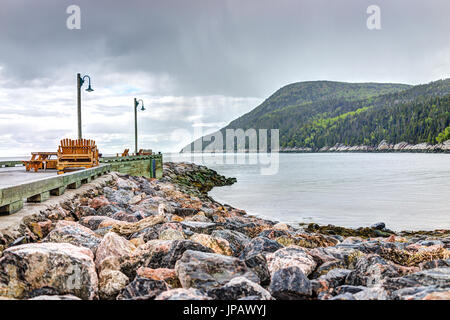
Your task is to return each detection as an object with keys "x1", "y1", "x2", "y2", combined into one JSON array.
[{"x1": 0, "y1": 153, "x2": 163, "y2": 215}]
